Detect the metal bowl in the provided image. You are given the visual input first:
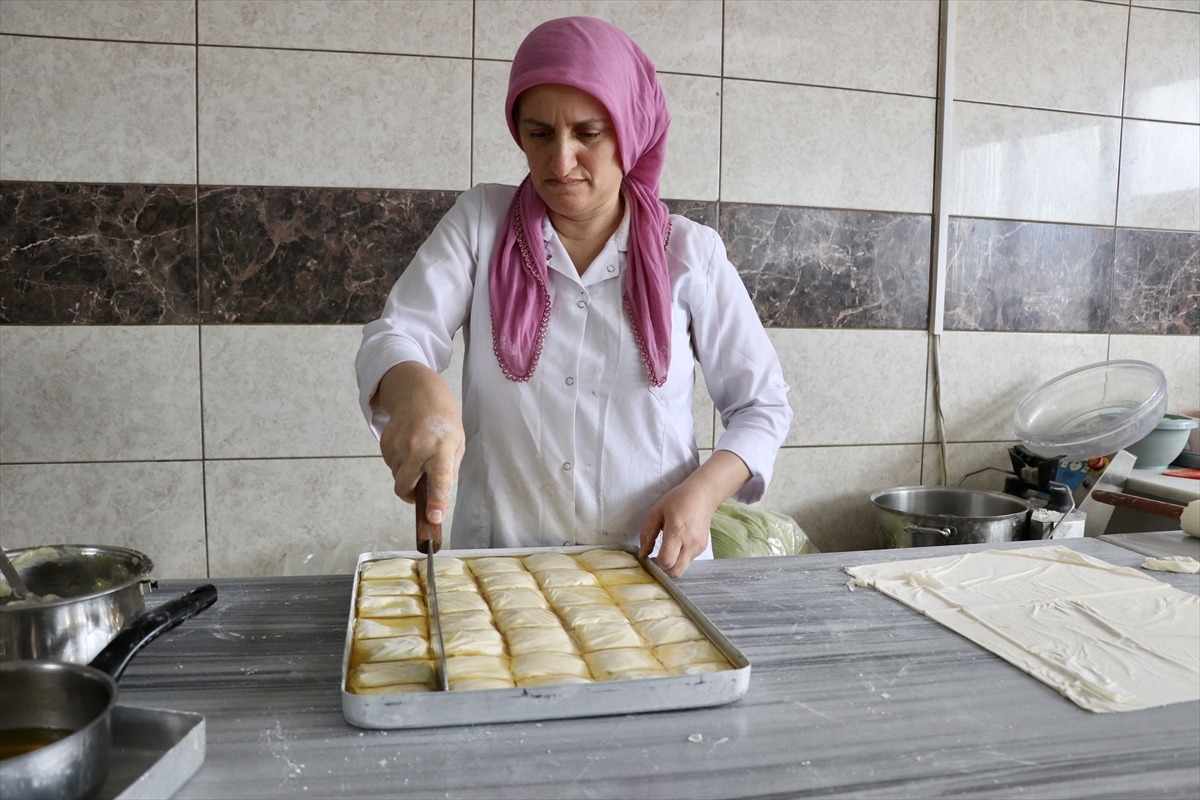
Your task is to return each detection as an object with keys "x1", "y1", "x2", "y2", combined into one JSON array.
[
  {"x1": 871, "y1": 487, "x2": 1032, "y2": 548},
  {"x1": 0, "y1": 545, "x2": 155, "y2": 663}
]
